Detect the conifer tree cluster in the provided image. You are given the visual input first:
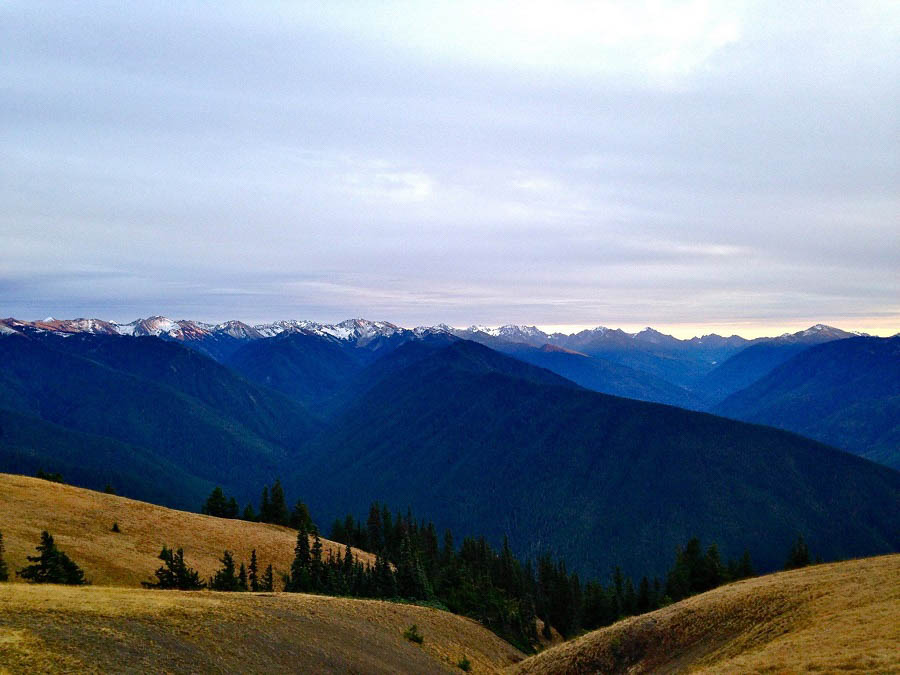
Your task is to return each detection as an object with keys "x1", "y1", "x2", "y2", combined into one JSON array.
[
  {"x1": 200, "y1": 480, "x2": 314, "y2": 530},
  {"x1": 323, "y1": 504, "x2": 763, "y2": 650},
  {"x1": 201, "y1": 487, "x2": 240, "y2": 518},
  {"x1": 143, "y1": 546, "x2": 205, "y2": 590},
  {"x1": 17, "y1": 531, "x2": 87, "y2": 585},
  {"x1": 208, "y1": 549, "x2": 274, "y2": 592}
]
